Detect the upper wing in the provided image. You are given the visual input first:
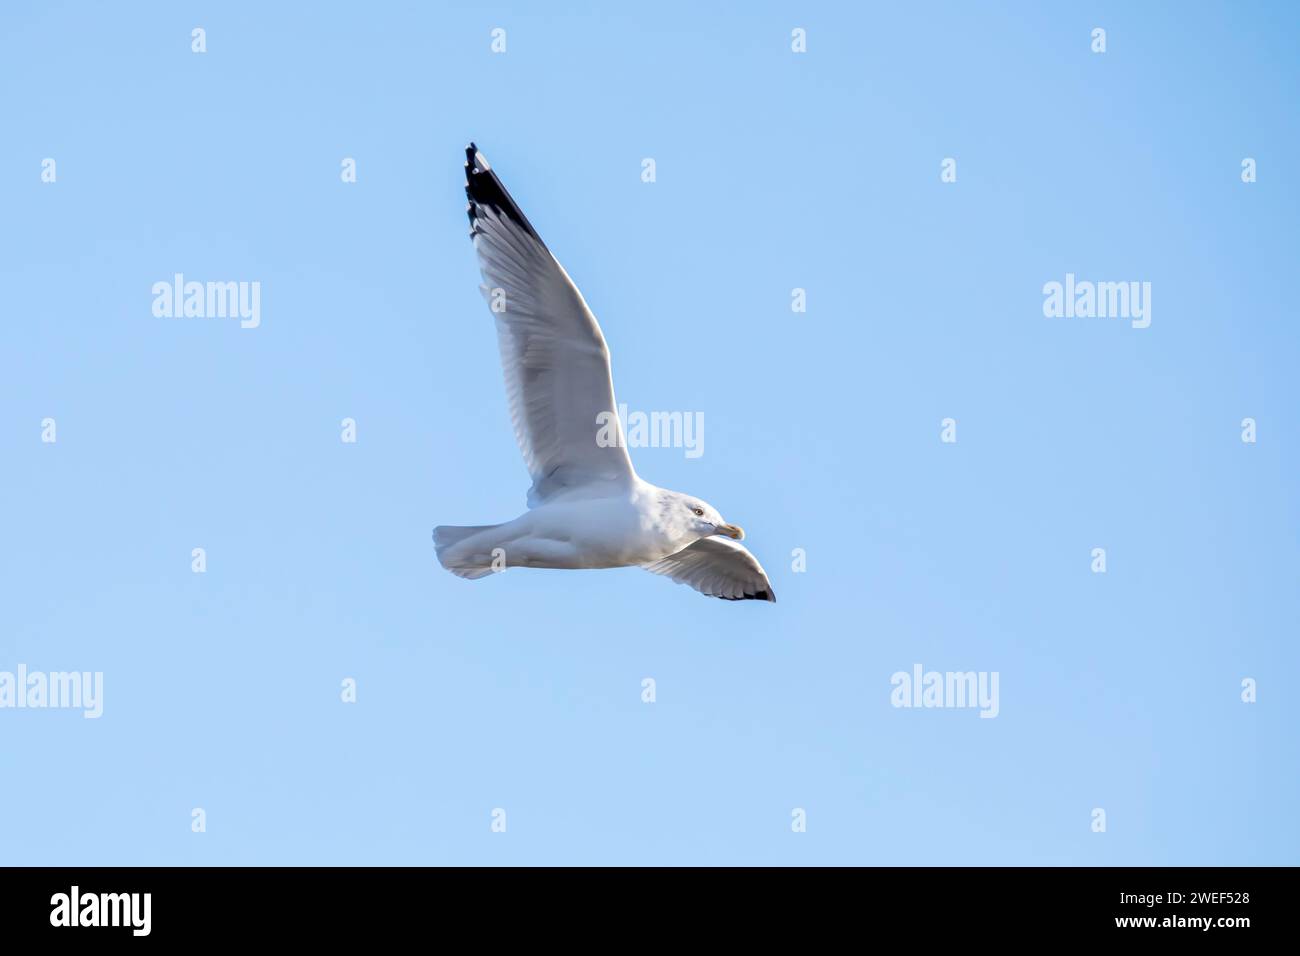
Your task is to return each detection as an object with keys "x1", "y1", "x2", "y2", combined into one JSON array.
[
  {"x1": 642, "y1": 536, "x2": 777, "y2": 602},
  {"x1": 464, "y1": 144, "x2": 635, "y2": 506}
]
